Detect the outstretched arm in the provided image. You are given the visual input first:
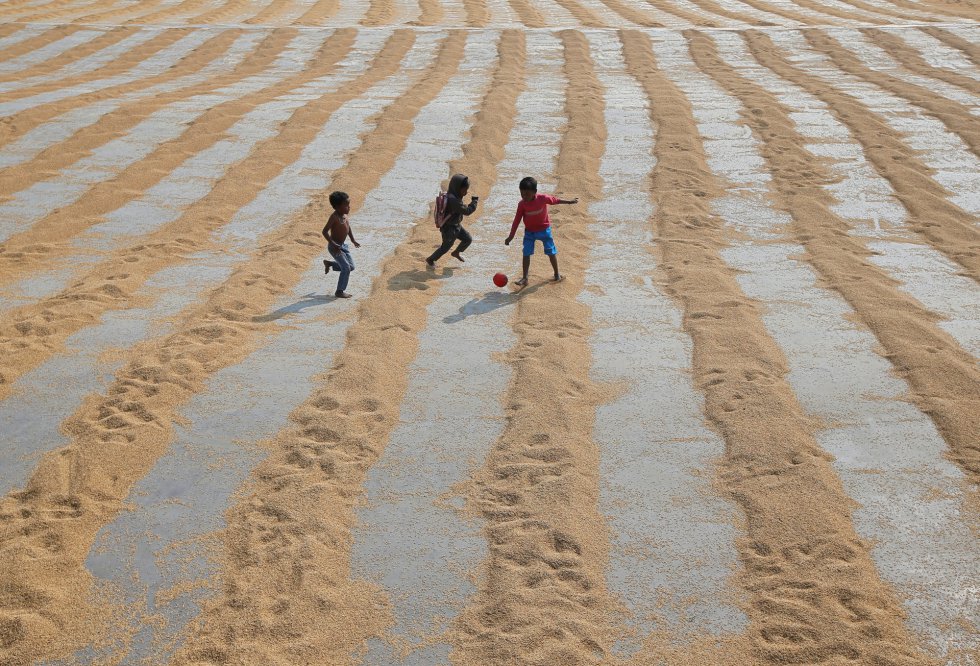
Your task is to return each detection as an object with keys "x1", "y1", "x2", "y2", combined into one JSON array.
[{"x1": 556, "y1": 197, "x2": 578, "y2": 205}]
